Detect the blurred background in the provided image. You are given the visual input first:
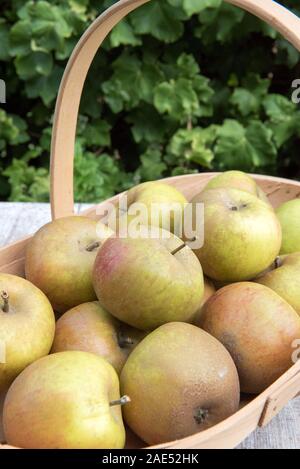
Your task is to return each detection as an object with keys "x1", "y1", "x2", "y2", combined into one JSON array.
[{"x1": 0, "y1": 0, "x2": 299, "y2": 203}]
